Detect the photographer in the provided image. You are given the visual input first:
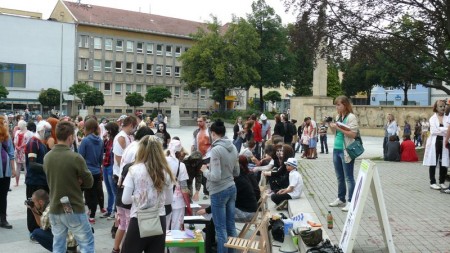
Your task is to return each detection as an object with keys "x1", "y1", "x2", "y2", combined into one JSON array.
[{"x1": 27, "y1": 189, "x2": 77, "y2": 252}]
